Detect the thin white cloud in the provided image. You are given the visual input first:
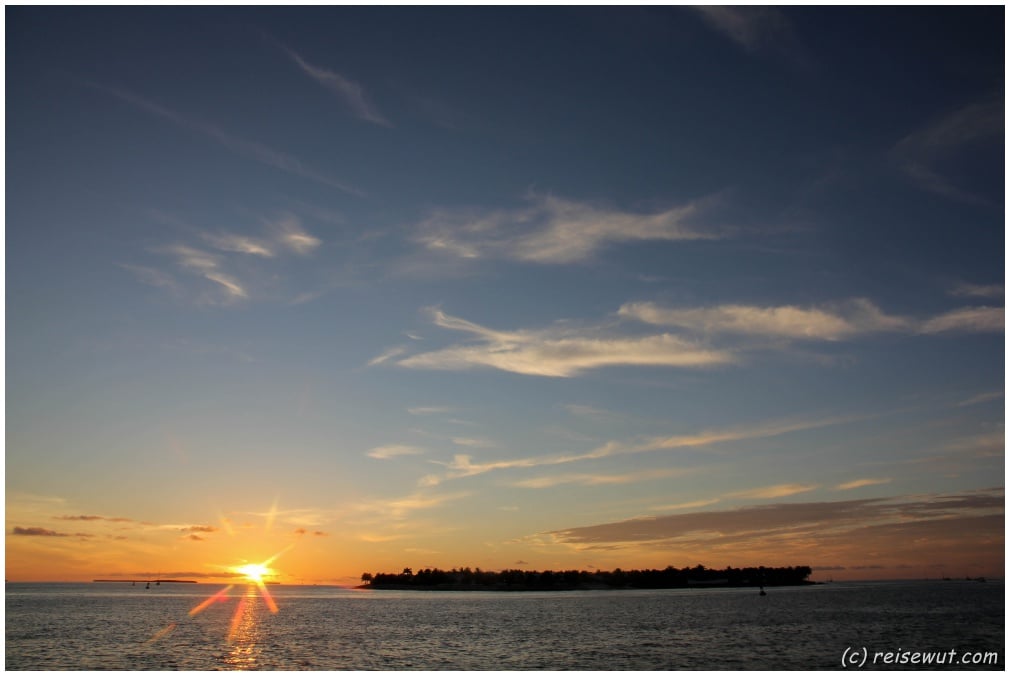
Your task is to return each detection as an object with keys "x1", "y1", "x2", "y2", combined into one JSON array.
[
  {"x1": 395, "y1": 308, "x2": 733, "y2": 377},
  {"x1": 93, "y1": 84, "x2": 362, "y2": 195},
  {"x1": 160, "y1": 245, "x2": 248, "y2": 303},
  {"x1": 956, "y1": 391, "x2": 1003, "y2": 408},
  {"x1": 167, "y1": 244, "x2": 218, "y2": 272},
  {"x1": 119, "y1": 264, "x2": 178, "y2": 290},
  {"x1": 918, "y1": 306, "x2": 1004, "y2": 334},
  {"x1": 269, "y1": 214, "x2": 322, "y2": 255},
  {"x1": 513, "y1": 467, "x2": 689, "y2": 489},
  {"x1": 201, "y1": 232, "x2": 275, "y2": 258},
  {"x1": 368, "y1": 346, "x2": 407, "y2": 367},
  {"x1": 621, "y1": 299, "x2": 1003, "y2": 339},
  {"x1": 354, "y1": 490, "x2": 470, "y2": 521},
  {"x1": 451, "y1": 437, "x2": 495, "y2": 449},
  {"x1": 423, "y1": 413, "x2": 862, "y2": 486},
  {"x1": 415, "y1": 192, "x2": 724, "y2": 265},
  {"x1": 649, "y1": 498, "x2": 721, "y2": 512},
  {"x1": 407, "y1": 406, "x2": 455, "y2": 416},
  {"x1": 619, "y1": 298, "x2": 910, "y2": 340},
  {"x1": 892, "y1": 98, "x2": 1002, "y2": 204},
  {"x1": 835, "y1": 478, "x2": 892, "y2": 491},
  {"x1": 203, "y1": 272, "x2": 248, "y2": 299},
  {"x1": 564, "y1": 404, "x2": 621, "y2": 420},
  {"x1": 948, "y1": 282, "x2": 1004, "y2": 299},
  {"x1": 280, "y1": 45, "x2": 391, "y2": 127},
  {"x1": 689, "y1": 6, "x2": 795, "y2": 53},
  {"x1": 367, "y1": 444, "x2": 425, "y2": 460},
  {"x1": 728, "y1": 483, "x2": 820, "y2": 499}
]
